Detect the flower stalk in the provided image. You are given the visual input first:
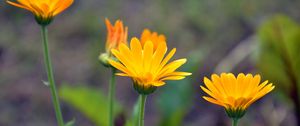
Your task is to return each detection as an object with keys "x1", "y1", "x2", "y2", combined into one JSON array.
[
  {"x1": 139, "y1": 94, "x2": 147, "y2": 126},
  {"x1": 232, "y1": 118, "x2": 238, "y2": 126},
  {"x1": 108, "y1": 68, "x2": 116, "y2": 126},
  {"x1": 41, "y1": 26, "x2": 64, "y2": 126}
]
